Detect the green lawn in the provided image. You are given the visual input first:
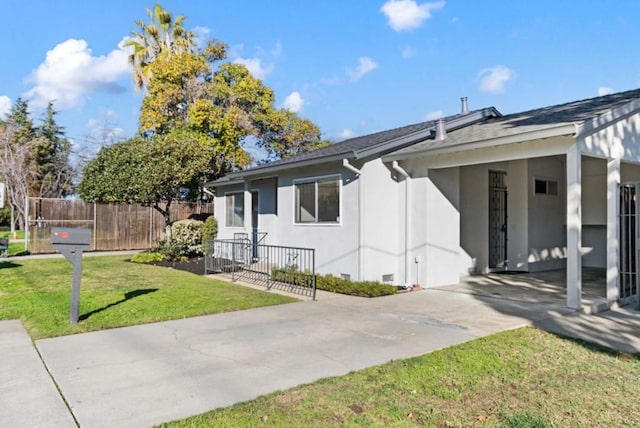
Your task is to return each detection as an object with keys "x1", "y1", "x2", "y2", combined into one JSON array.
[
  {"x1": 159, "y1": 328, "x2": 640, "y2": 428},
  {"x1": 0, "y1": 229, "x2": 26, "y2": 240},
  {"x1": 0, "y1": 230, "x2": 27, "y2": 255},
  {"x1": 0, "y1": 255, "x2": 297, "y2": 339}
]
